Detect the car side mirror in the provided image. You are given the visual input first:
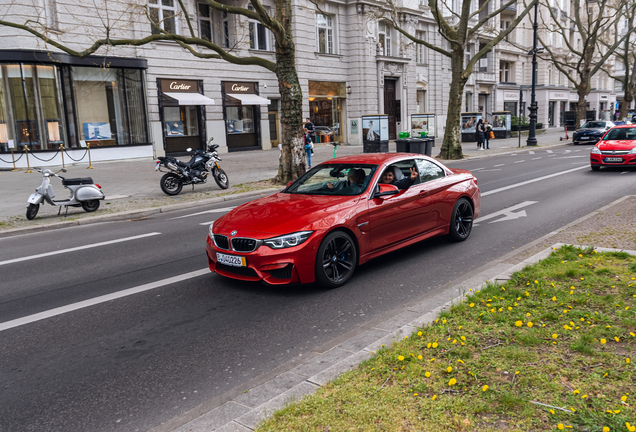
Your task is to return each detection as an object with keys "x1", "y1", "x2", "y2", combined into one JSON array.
[
  {"x1": 287, "y1": 181, "x2": 294, "y2": 188},
  {"x1": 374, "y1": 183, "x2": 399, "y2": 198}
]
